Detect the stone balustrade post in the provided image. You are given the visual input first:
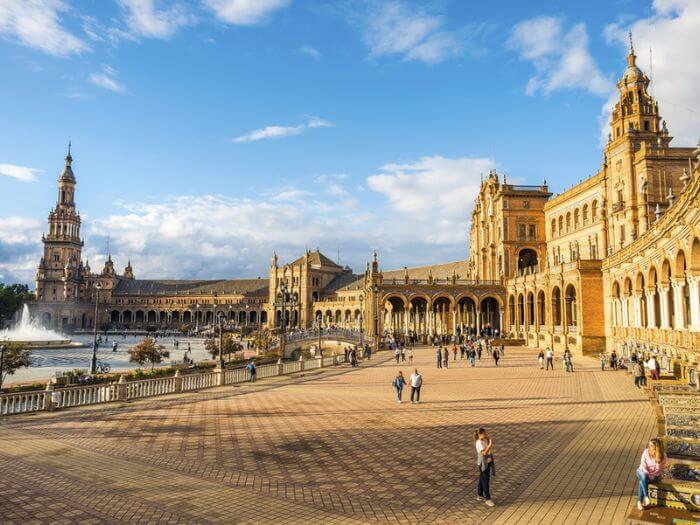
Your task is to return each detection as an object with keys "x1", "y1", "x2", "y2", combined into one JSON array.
[
  {"x1": 44, "y1": 381, "x2": 56, "y2": 411},
  {"x1": 299, "y1": 354, "x2": 305, "y2": 372},
  {"x1": 173, "y1": 369, "x2": 183, "y2": 393},
  {"x1": 117, "y1": 375, "x2": 128, "y2": 401},
  {"x1": 277, "y1": 358, "x2": 284, "y2": 376},
  {"x1": 215, "y1": 367, "x2": 225, "y2": 386}
]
